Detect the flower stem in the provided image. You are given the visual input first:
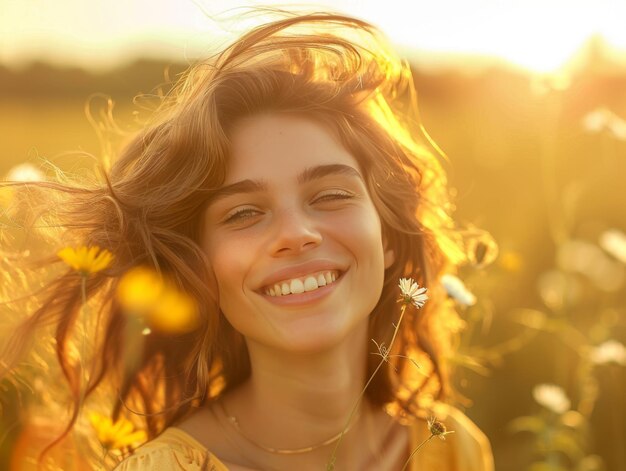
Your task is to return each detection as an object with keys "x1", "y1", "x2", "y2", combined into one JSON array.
[
  {"x1": 68, "y1": 275, "x2": 92, "y2": 460},
  {"x1": 78, "y1": 274, "x2": 89, "y2": 412},
  {"x1": 401, "y1": 434, "x2": 434, "y2": 471},
  {"x1": 326, "y1": 304, "x2": 407, "y2": 470}
]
